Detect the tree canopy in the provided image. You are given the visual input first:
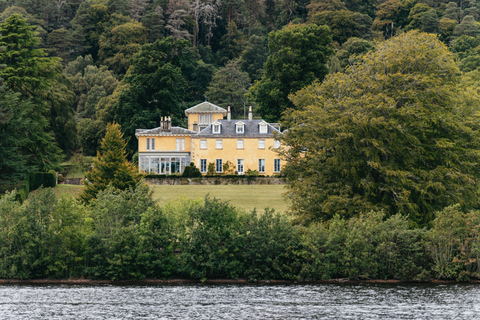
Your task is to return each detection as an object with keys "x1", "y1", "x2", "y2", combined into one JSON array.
[
  {"x1": 249, "y1": 23, "x2": 333, "y2": 122},
  {"x1": 280, "y1": 31, "x2": 480, "y2": 227}
]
